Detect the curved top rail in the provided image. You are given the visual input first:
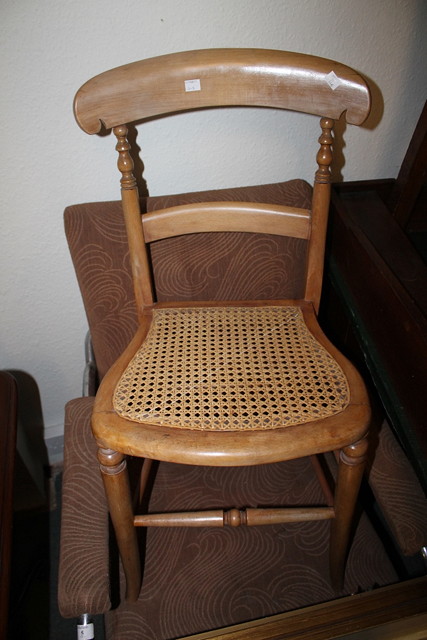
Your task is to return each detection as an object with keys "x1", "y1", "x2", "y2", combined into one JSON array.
[{"x1": 74, "y1": 48, "x2": 371, "y2": 134}]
